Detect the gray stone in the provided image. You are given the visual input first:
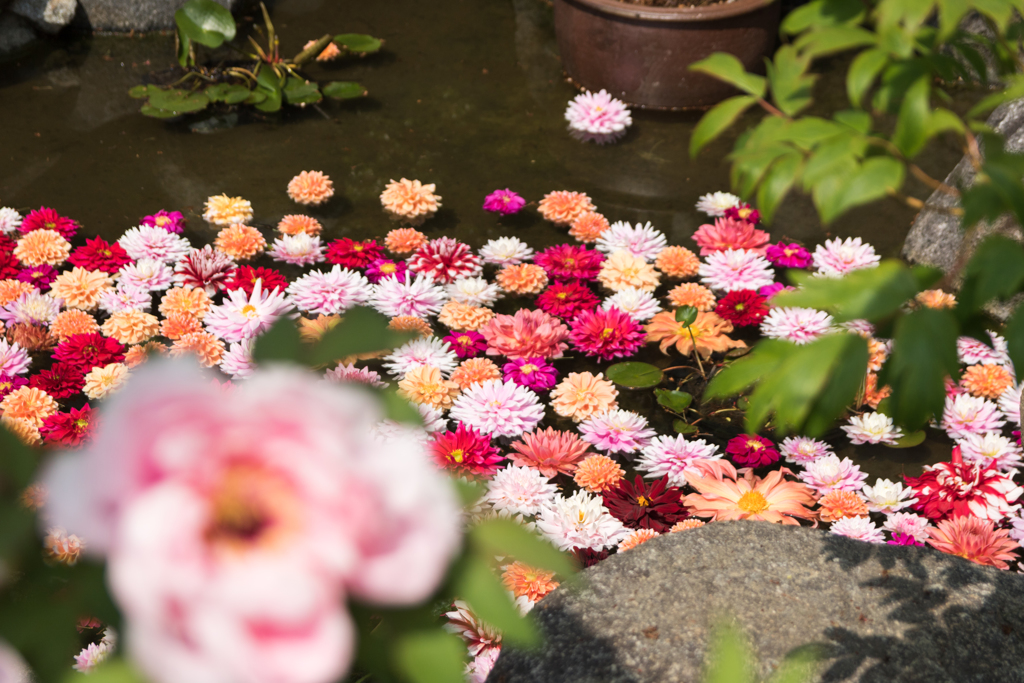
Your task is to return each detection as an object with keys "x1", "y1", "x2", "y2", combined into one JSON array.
[
  {"x1": 9, "y1": 0, "x2": 75, "y2": 34},
  {"x1": 488, "y1": 521, "x2": 1024, "y2": 683},
  {"x1": 0, "y1": 11, "x2": 35, "y2": 53},
  {"x1": 76, "y1": 0, "x2": 237, "y2": 32}
]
